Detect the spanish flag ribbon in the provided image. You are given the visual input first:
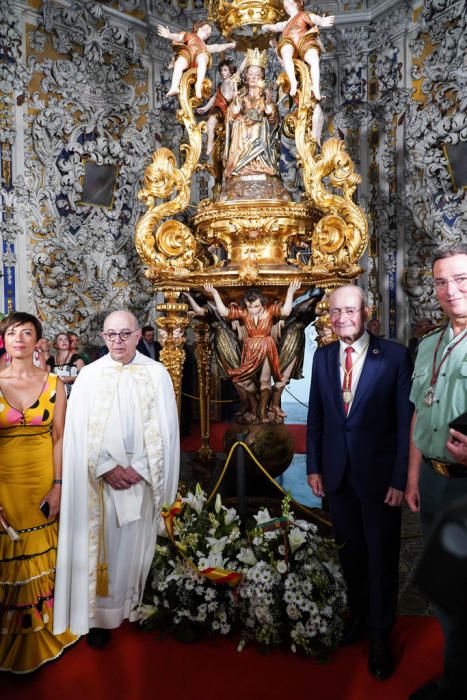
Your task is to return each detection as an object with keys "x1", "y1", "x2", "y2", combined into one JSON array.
[
  {"x1": 162, "y1": 498, "x2": 242, "y2": 588},
  {"x1": 162, "y1": 499, "x2": 183, "y2": 545},
  {"x1": 200, "y1": 567, "x2": 242, "y2": 588}
]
